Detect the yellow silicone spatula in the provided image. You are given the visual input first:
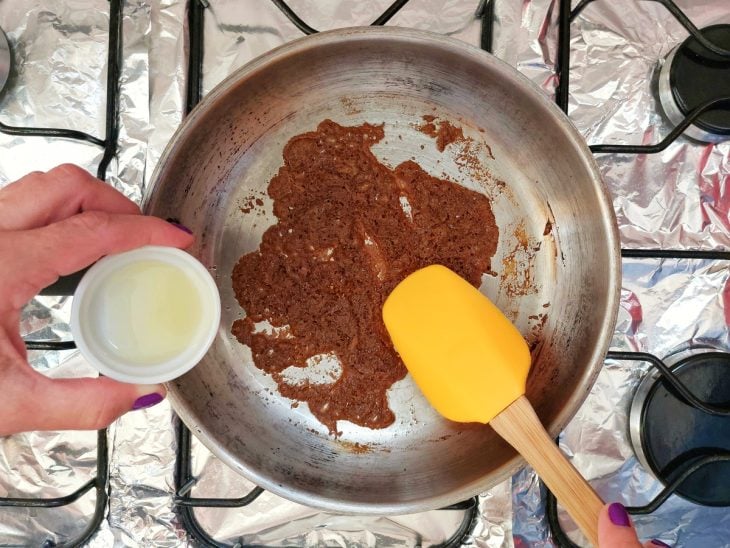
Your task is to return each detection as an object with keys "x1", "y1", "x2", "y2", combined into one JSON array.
[{"x1": 383, "y1": 265, "x2": 603, "y2": 547}]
